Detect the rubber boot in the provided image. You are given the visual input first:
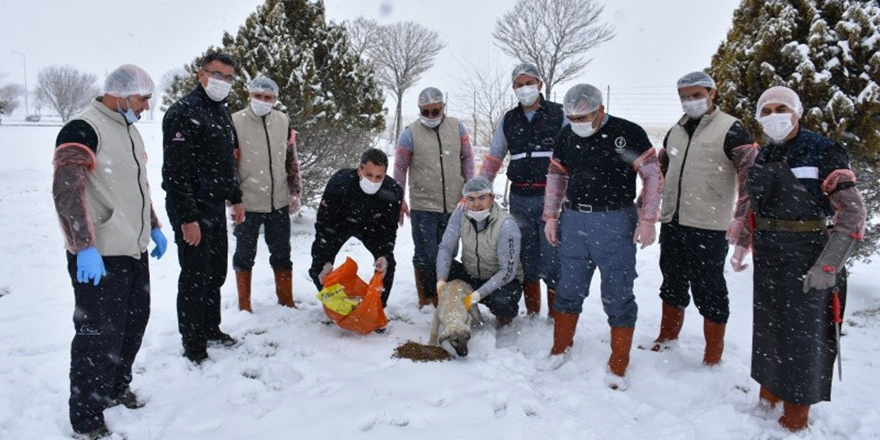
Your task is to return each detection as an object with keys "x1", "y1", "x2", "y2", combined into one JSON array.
[
  {"x1": 523, "y1": 281, "x2": 541, "y2": 316},
  {"x1": 702, "y1": 319, "x2": 726, "y2": 366},
  {"x1": 550, "y1": 312, "x2": 579, "y2": 355},
  {"x1": 414, "y1": 268, "x2": 431, "y2": 309},
  {"x1": 274, "y1": 268, "x2": 296, "y2": 308},
  {"x1": 650, "y1": 302, "x2": 685, "y2": 351},
  {"x1": 547, "y1": 288, "x2": 557, "y2": 320},
  {"x1": 236, "y1": 270, "x2": 252, "y2": 312},
  {"x1": 609, "y1": 326, "x2": 635, "y2": 377},
  {"x1": 759, "y1": 386, "x2": 781, "y2": 408},
  {"x1": 779, "y1": 401, "x2": 810, "y2": 431}
]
